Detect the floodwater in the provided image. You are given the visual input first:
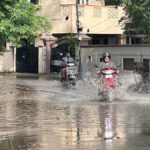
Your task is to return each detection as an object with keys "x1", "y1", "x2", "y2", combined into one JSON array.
[{"x1": 0, "y1": 73, "x2": 150, "y2": 150}]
